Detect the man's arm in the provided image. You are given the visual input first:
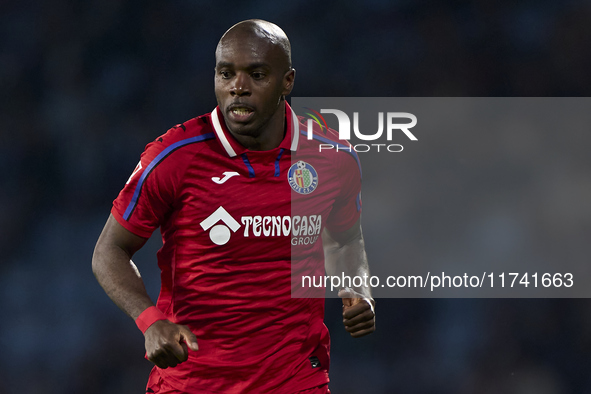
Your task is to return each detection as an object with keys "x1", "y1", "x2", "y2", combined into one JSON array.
[
  {"x1": 92, "y1": 214, "x2": 198, "y2": 368},
  {"x1": 323, "y1": 219, "x2": 376, "y2": 338}
]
